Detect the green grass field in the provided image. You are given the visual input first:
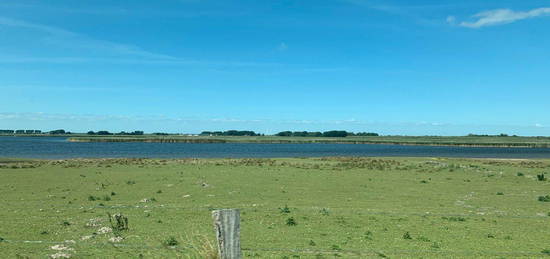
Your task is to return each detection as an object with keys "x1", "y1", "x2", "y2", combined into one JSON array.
[
  {"x1": 2, "y1": 157, "x2": 550, "y2": 258},
  {"x1": 65, "y1": 135, "x2": 550, "y2": 148}
]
